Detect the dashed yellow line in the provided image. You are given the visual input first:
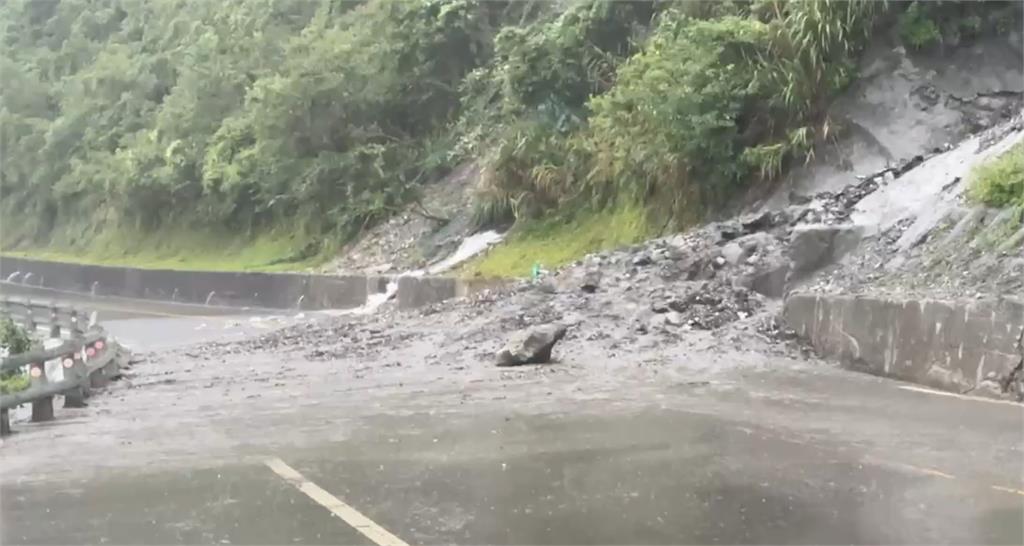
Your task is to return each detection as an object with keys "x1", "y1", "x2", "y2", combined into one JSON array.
[
  {"x1": 897, "y1": 385, "x2": 1024, "y2": 407},
  {"x1": 898, "y1": 464, "x2": 956, "y2": 480},
  {"x1": 991, "y1": 485, "x2": 1024, "y2": 497},
  {"x1": 264, "y1": 457, "x2": 410, "y2": 546},
  {"x1": 864, "y1": 456, "x2": 1024, "y2": 498},
  {"x1": 80, "y1": 302, "x2": 198, "y2": 319},
  {"x1": 864, "y1": 457, "x2": 956, "y2": 479}
]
